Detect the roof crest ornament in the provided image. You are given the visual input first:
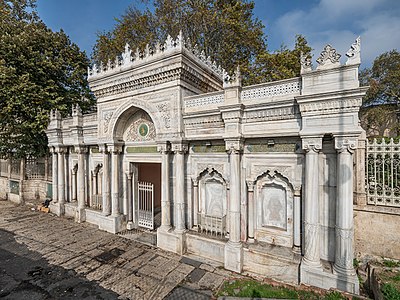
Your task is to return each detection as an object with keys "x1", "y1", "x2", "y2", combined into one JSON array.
[
  {"x1": 300, "y1": 52, "x2": 312, "y2": 74},
  {"x1": 88, "y1": 31, "x2": 224, "y2": 79},
  {"x1": 345, "y1": 36, "x2": 361, "y2": 65},
  {"x1": 316, "y1": 44, "x2": 341, "y2": 70}
]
